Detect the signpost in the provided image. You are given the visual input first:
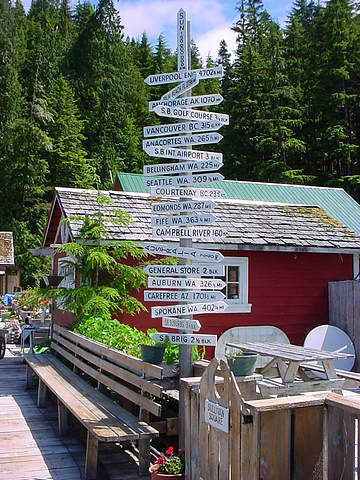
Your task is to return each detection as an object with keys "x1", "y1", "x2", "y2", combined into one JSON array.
[
  {"x1": 143, "y1": 160, "x2": 223, "y2": 176},
  {"x1": 162, "y1": 317, "x2": 201, "y2": 332},
  {"x1": 144, "y1": 173, "x2": 223, "y2": 189},
  {"x1": 143, "y1": 120, "x2": 223, "y2": 138},
  {"x1": 144, "y1": 290, "x2": 226, "y2": 302},
  {"x1": 143, "y1": 242, "x2": 224, "y2": 262},
  {"x1": 143, "y1": 132, "x2": 223, "y2": 149},
  {"x1": 144, "y1": 264, "x2": 225, "y2": 276},
  {"x1": 152, "y1": 332, "x2": 218, "y2": 346}
]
